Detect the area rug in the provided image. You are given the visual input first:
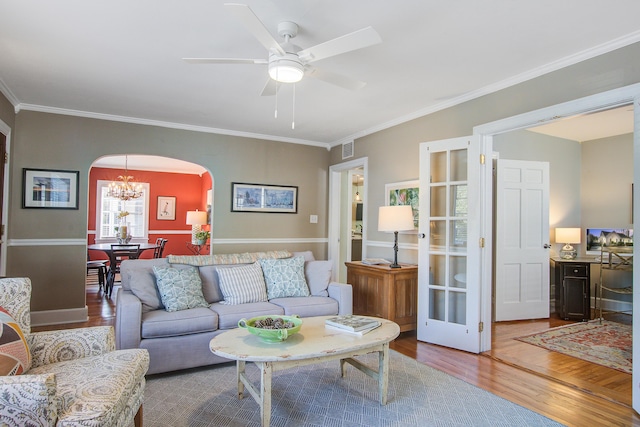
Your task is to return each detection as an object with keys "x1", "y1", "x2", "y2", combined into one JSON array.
[
  {"x1": 142, "y1": 350, "x2": 562, "y2": 426},
  {"x1": 516, "y1": 320, "x2": 632, "y2": 374}
]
